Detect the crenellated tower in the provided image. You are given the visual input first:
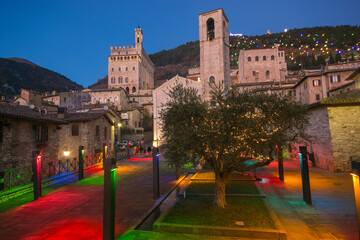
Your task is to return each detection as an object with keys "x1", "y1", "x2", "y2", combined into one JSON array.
[{"x1": 108, "y1": 28, "x2": 154, "y2": 94}]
